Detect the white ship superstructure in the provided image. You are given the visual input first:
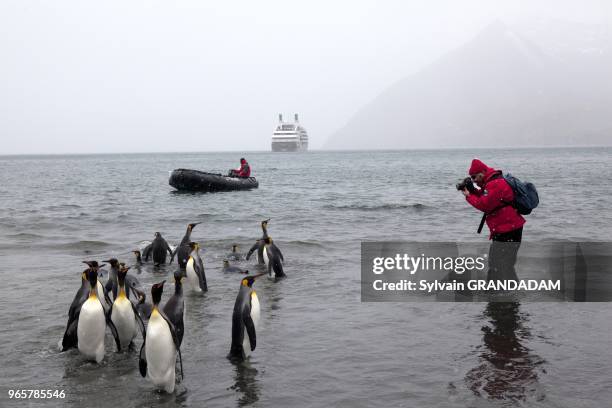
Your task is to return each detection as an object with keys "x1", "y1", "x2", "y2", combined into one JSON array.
[{"x1": 271, "y1": 114, "x2": 308, "y2": 152}]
